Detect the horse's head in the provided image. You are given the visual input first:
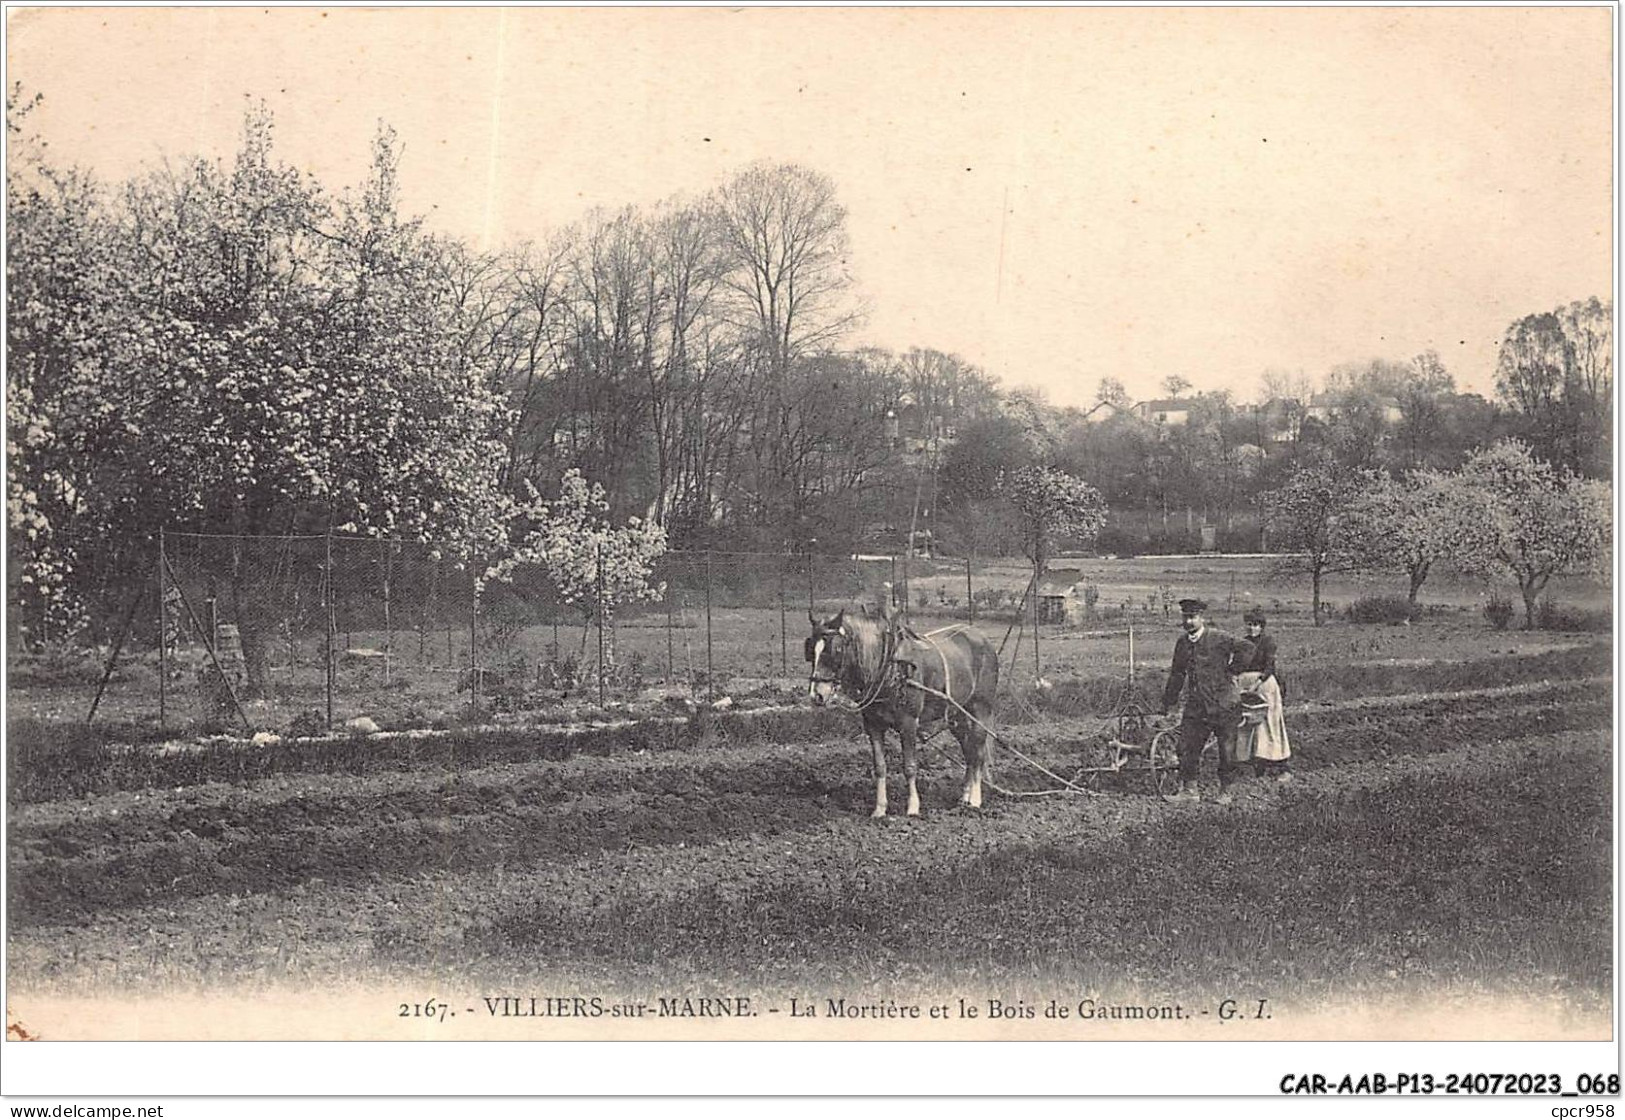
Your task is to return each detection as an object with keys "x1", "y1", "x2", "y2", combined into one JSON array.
[{"x1": 804, "y1": 610, "x2": 848, "y2": 704}]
